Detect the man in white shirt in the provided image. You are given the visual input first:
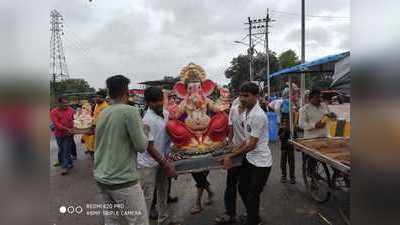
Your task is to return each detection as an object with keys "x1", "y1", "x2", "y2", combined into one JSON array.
[
  {"x1": 268, "y1": 98, "x2": 283, "y2": 124},
  {"x1": 229, "y1": 97, "x2": 247, "y2": 147},
  {"x1": 221, "y1": 82, "x2": 272, "y2": 225},
  {"x1": 299, "y1": 89, "x2": 331, "y2": 139},
  {"x1": 138, "y1": 86, "x2": 179, "y2": 225},
  {"x1": 215, "y1": 97, "x2": 247, "y2": 224}
]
